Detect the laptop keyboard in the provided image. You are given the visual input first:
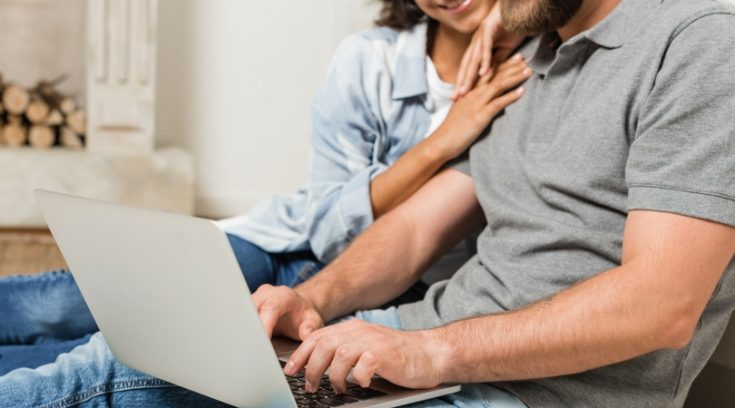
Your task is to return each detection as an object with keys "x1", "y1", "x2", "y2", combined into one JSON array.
[{"x1": 281, "y1": 361, "x2": 387, "y2": 407}]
